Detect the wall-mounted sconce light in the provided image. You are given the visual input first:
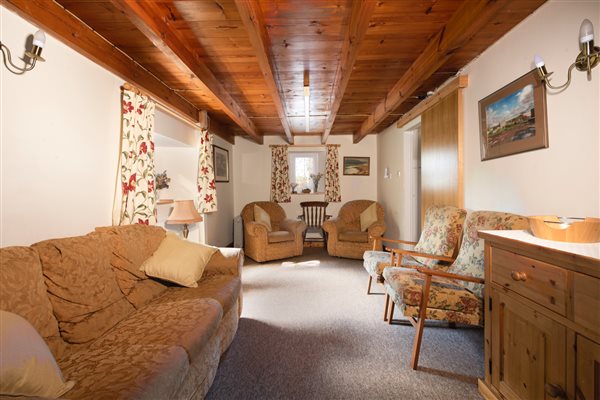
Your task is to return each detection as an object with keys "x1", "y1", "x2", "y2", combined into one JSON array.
[
  {"x1": 384, "y1": 167, "x2": 391, "y2": 179},
  {"x1": 534, "y1": 19, "x2": 599, "y2": 90},
  {"x1": 0, "y1": 30, "x2": 46, "y2": 75}
]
